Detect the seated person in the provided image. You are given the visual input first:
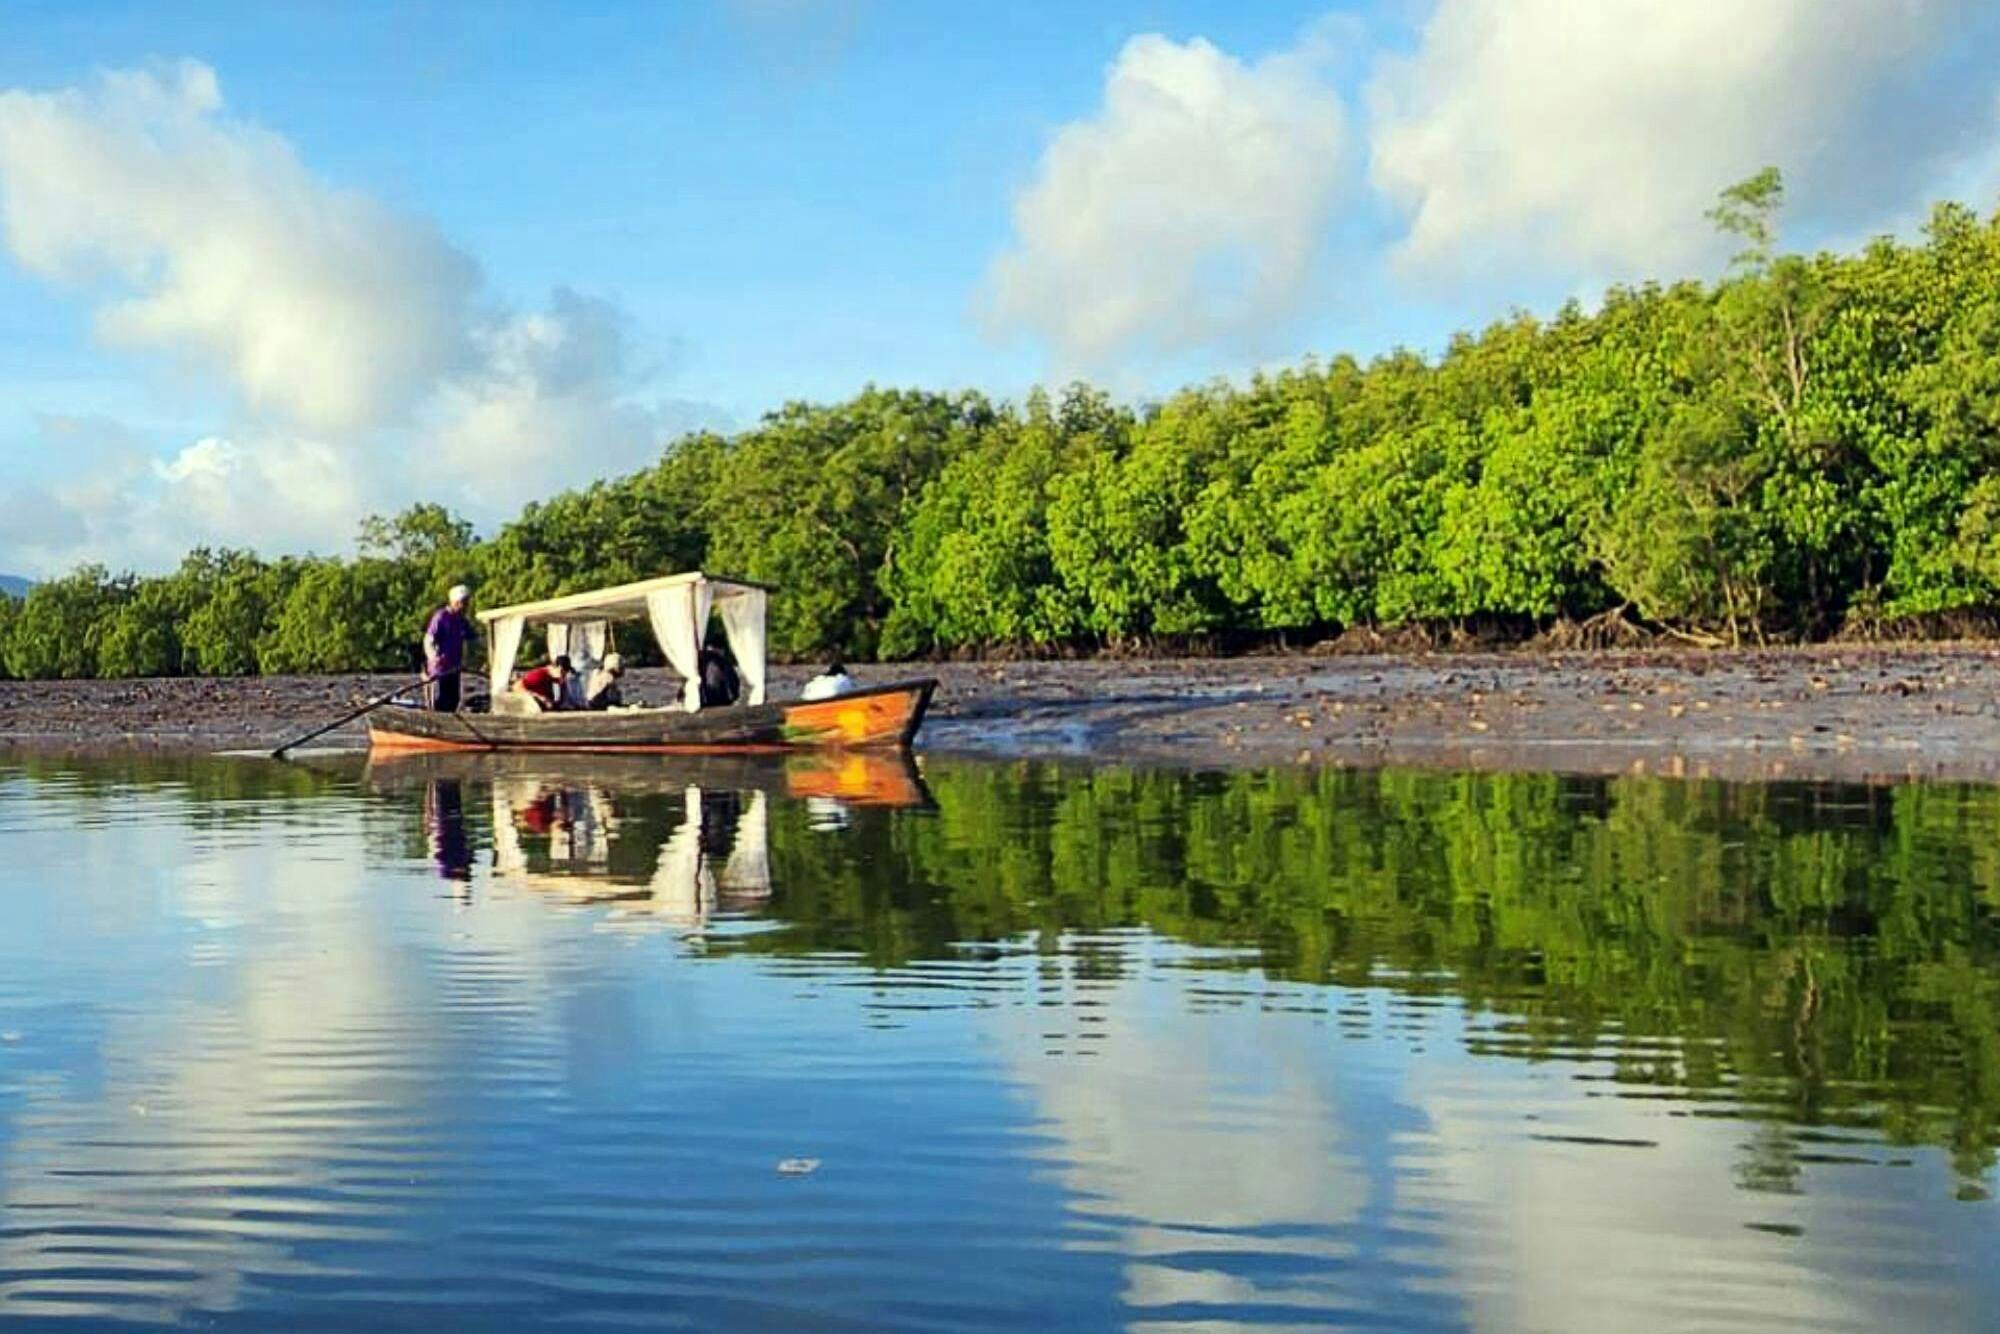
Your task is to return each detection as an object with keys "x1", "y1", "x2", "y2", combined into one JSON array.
[
  {"x1": 517, "y1": 655, "x2": 573, "y2": 711},
  {"x1": 585, "y1": 653, "x2": 626, "y2": 710},
  {"x1": 698, "y1": 640, "x2": 741, "y2": 708},
  {"x1": 801, "y1": 661, "x2": 858, "y2": 701}
]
